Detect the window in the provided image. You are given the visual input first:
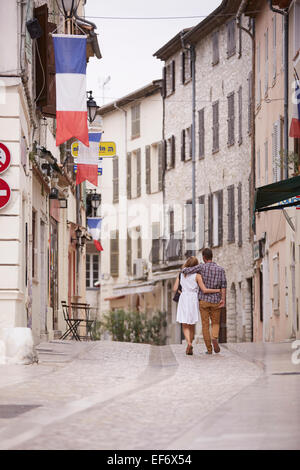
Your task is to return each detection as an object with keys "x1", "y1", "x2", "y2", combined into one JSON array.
[
  {"x1": 272, "y1": 16, "x2": 277, "y2": 80},
  {"x1": 212, "y1": 101, "x2": 219, "y2": 153},
  {"x1": 131, "y1": 103, "x2": 140, "y2": 139},
  {"x1": 199, "y1": 196, "x2": 205, "y2": 250},
  {"x1": 112, "y1": 156, "x2": 119, "y2": 204},
  {"x1": 110, "y1": 230, "x2": 119, "y2": 277},
  {"x1": 213, "y1": 191, "x2": 223, "y2": 247},
  {"x1": 264, "y1": 140, "x2": 269, "y2": 184},
  {"x1": 227, "y1": 92, "x2": 235, "y2": 146},
  {"x1": 264, "y1": 29, "x2": 269, "y2": 96},
  {"x1": 212, "y1": 31, "x2": 219, "y2": 65},
  {"x1": 227, "y1": 19, "x2": 236, "y2": 58},
  {"x1": 272, "y1": 119, "x2": 282, "y2": 182},
  {"x1": 86, "y1": 254, "x2": 100, "y2": 288},
  {"x1": 227, "y1": 185, "x2": 235, "y2": 243},
  {"x1": 166, "y1": 60, "x2": 175, "y2": 96},
  {"x1": 181, "y1": 50, "x2": 192, "y2": 84},
  {"x1": 273, "y1": 254, "x2": 279, "y2": 312},
  {"x1": 166, "y1": 135, "x2": 176, "y2": 169},
  {"x1": 198, "y1": 108, "x2": 205, "y2": 158},
  {"x1": 238, "y1": 86, "x2": 242, "y2": 144},
  {"x1": 32, "y1": 210, "x2": 36, "y2": 278},
  {"x1": 238, "y1": 183, "x2": 242, "y2": 247},
  {"x1": 248, "y1": 72, "x2": 253, "y2": 134}
]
